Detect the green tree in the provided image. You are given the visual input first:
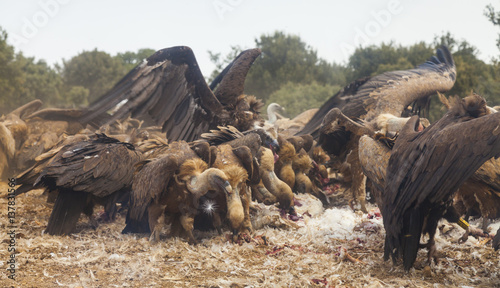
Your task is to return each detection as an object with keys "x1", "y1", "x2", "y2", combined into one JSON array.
[
  {"x1": 15, "y1": 54, "x2": 62, "y2": 107},
  {"x1": 115, "y1": 48, "x2": 155, "y2": 71},
  {"x1": 265, "y1": 82, "x2": 340, "y2": 118},
  {"x1": 346, "y1": 42, "x2": 434, "y2": 82},
  {"x1": 0, "y1": 28, "x2": 24, "y2": 114},
  {"x1": 209, "y1": 31, "x2": 346, "y2": 103},
  {"x1": 485, "y1": 4, "x2": 500, "y2": 52},
  {"x1": 61, "y1": 49, "x2": 127, "y2": 104}
]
